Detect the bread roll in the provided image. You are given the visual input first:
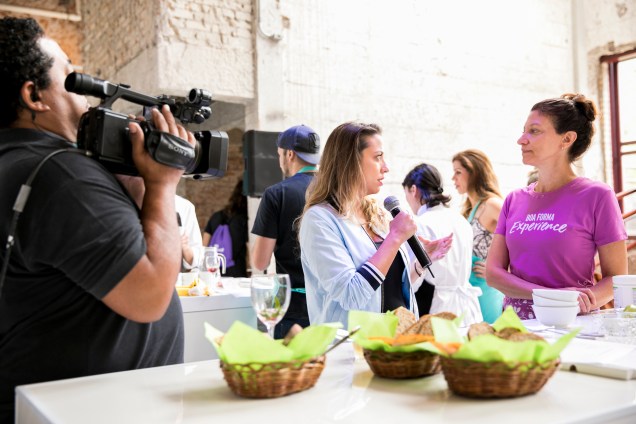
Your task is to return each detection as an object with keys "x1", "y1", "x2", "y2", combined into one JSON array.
[
  {"x1": 467, "y1": 322, "x2": 495, "y2": 340},
  {"x1": 393, "y1": 306, "x2": 417, "y2": 335}
]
